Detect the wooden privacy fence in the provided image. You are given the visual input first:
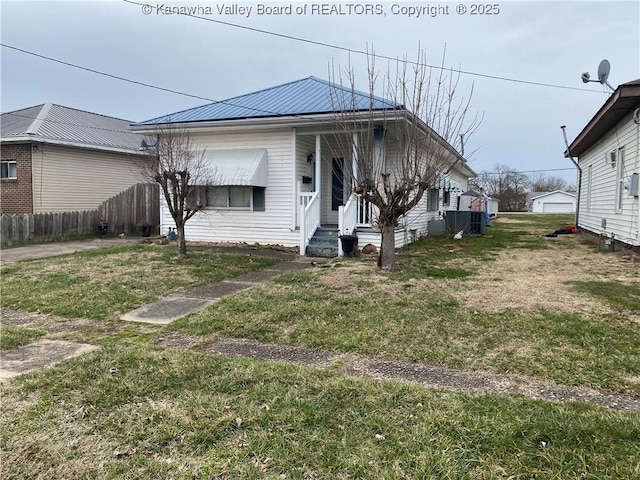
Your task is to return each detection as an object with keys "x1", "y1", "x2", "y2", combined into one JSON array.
[
  {"x1": 1, "y1": 210, "x2": 98, "y2": 247},
  {"x1": 97, "y1": 183, "x2": 160, "y2": 236},
  {"x1": 1, "y1": 183, "x2": 160, "y2": 247}
]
